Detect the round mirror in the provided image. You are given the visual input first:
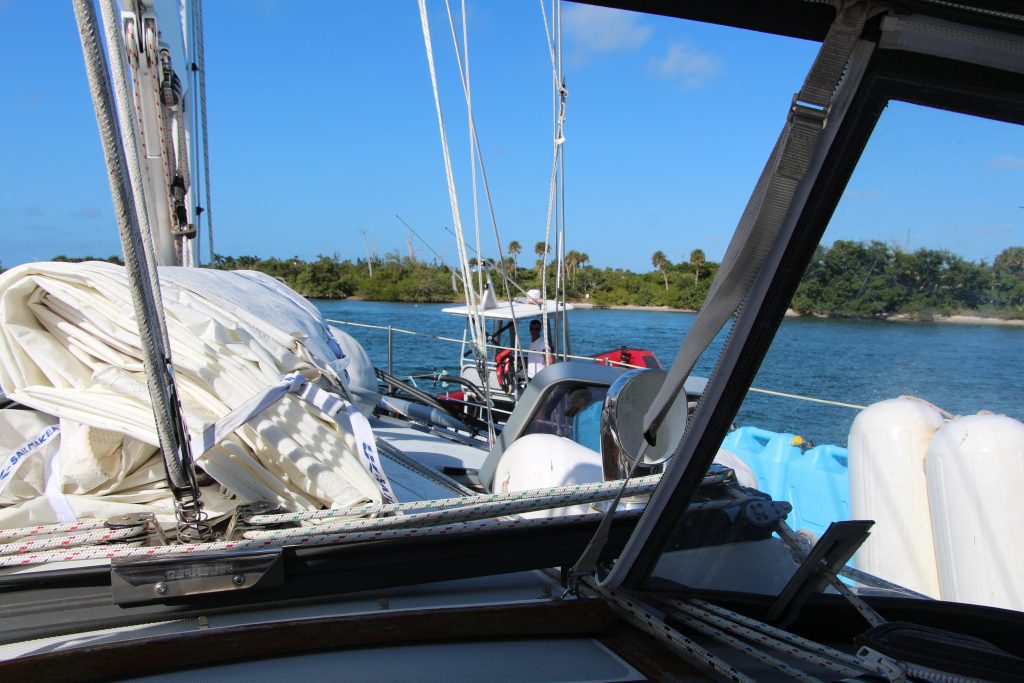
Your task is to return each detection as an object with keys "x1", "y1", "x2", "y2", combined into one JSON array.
[{"x1": 600, "y1": 369, "x2": 689, "y2": 479}]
